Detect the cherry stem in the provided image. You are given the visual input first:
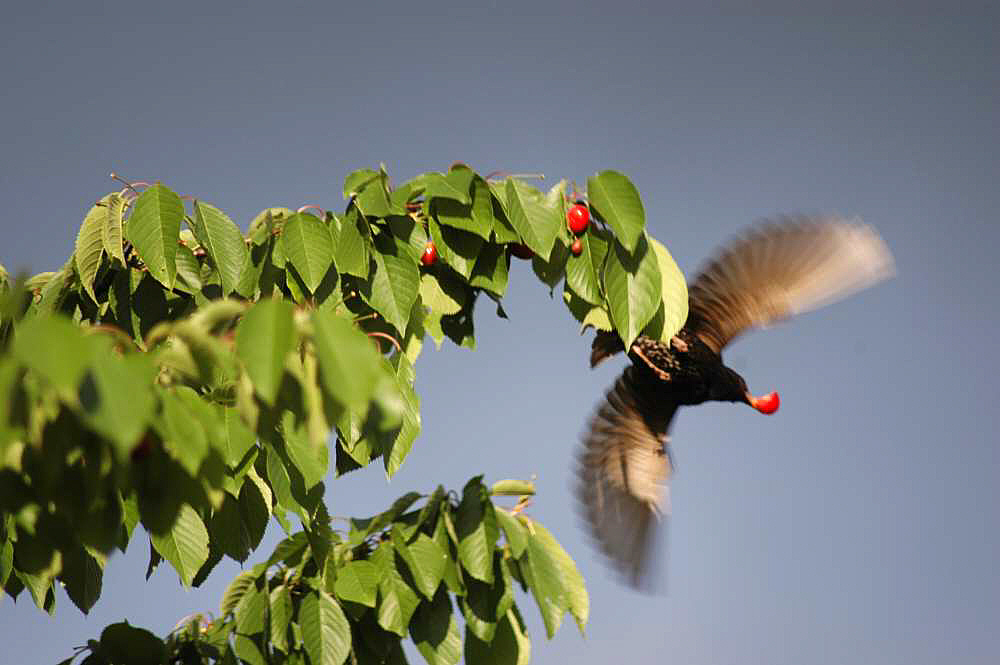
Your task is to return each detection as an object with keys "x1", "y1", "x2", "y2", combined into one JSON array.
[
  {"x1": 367, "y1": 331, "x2": 402, "y2": 353},
  {"x1": 298, "y1": 204, "x2": 326, "y2": 216}
]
